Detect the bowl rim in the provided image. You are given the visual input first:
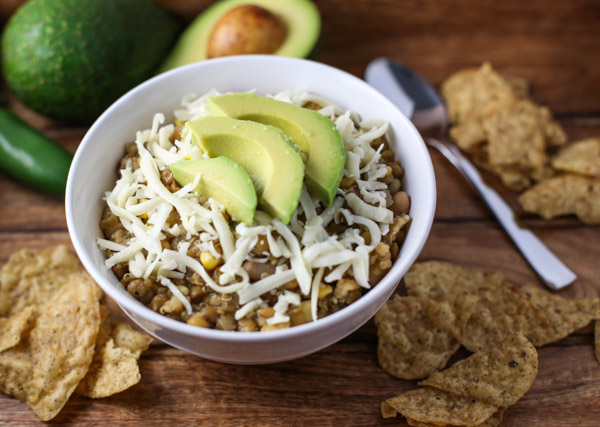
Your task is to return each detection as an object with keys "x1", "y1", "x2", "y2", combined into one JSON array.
[{"x1": 66, "y1": 55, "x2": 436, "y2": 344}]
